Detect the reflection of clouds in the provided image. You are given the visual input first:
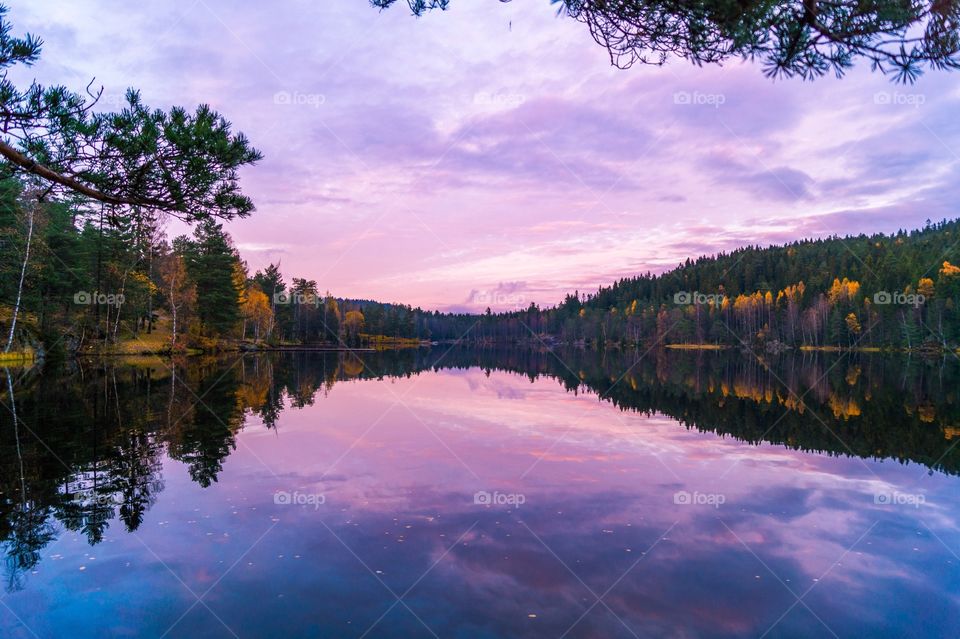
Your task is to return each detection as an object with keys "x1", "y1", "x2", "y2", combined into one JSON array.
[
  {"x1": 12, "y1": 365, "x2": 960, "y2": 637},
  {"x1": 231, "y1": 367, "x2": 960, "y2": 636}
]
